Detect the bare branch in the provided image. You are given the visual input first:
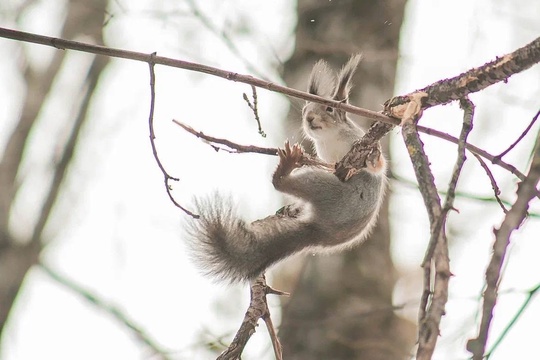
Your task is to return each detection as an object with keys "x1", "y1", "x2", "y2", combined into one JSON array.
[
  {"x1": 147, "y1": 55, "x2": 198, "y2": 218},
  {"x1": 172, "y1": 120, "x2": 332, "y2": 170},
  {"x1": 443, "y1": 97, "x2": 474, "y2": 212},
  {"x1": 385, "y1": 38, "x2": 540, "y2": 112},
  {"x1": 473, "y1": 154, "x2": 509, "y2": 214},
  {"x1": 0, "y1": 27, "x2": 536, "y2": 186},
  {"x1": 468, "y1": 127, "x2": 540, "y2": 360},
  {"x1": 0, "y1": 26, "x2": 392, "y2": 124},
  {"x1": 217, "y1": 275, "x2": 285, "y2": 360},
  {"x1": 242, "y1": 85, "x2": 266, "y2": 137},
  {"x1": 39, "y1": 263, "x2": 171, "y2": 360},
  {"x1": 337, "y1": 36, "x2": 540, "y2": 179},
  {"x1": 399, "y1": 101, "x2": 450, "y2": 360},
  {"x1": 173, "y1": 120, "x2": 277, "y2": 156}
]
